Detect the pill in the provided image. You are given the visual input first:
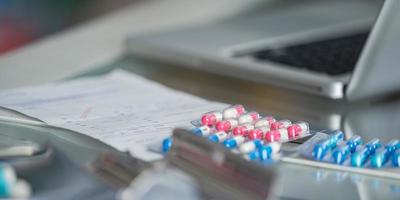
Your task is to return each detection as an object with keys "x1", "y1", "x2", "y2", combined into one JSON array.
[
  {"x1": 162, "y1": 137, "x2": 173, "y2": 153},
  {"x1": 208, "y1": 131, "x2": 228, "y2": 143},
  {"x1": 254, "y1": 116, "x2": 276, "y2": 128},
  {"x1": 351, "y1": 139, "x2": 380, "y2": 167},
  {"x1": 248, "y1": 127, "x2": 270, "y2": 140},
  {"x1": 371, "y1": 147, "x2": 390, "y2": 168},
  {"x1": 223, "y1": 104, "x2": 245, "y2": 119},
  {"x1": 270, "y1": 120, "x2": 291, "y2": 130},
  {"x1": 223, "y1": 135, "x2": 246, "y2": 149},
  {"x1": 201, "y1": 111, "x2": 223, "y2": 126},
  {"x1": 332, "y1": 142, "x2": 351, "y2": 164},
  {"x1": 392, "y1": 149, "x2": 400, "y2": 167},
  {"x1": 326, "y1": 131, "x2": 344, "y2": 148},
  {"x1": 385, "y1": 139, "x2": 399, "y2": 154},
  {"x1": 192, "y1": 126, "x2": 212, "y2": 137},
  {"x1": 264, "y1": 130, "x2": 281, "y2": 143},
  {"x1": 346, "y1": 135, "x2": 363, "y2": 153},
  {"x1": 232, "y1": 124, "x2": 254, "y2": 136},
  {"x1": 238, "y1": 112, "x2": 260, "y2": 124},
  {"x1": 365, "y1": 138, "x2": 381, "y2": 154},
  {"x1": 258, "y1": 145, "x2": 274, "y2": 161},
  {"x1": 239, "y1": 139, "x2": 263, "y2": 154},
  {"x1": 215, "y1": 119, "x2": 238, "y2": 132},
  {"x1": 244, "y1": 150, "x2": 259, "y2": 161},
  {"x1": 312, "y1": 139, "x2": 333, "y2": 160},
  {"x1": 287, "y1": 121, "x2": 309, "y2": 138},
  {"x1": 264, "y1": 128, "x2": 289, "y2": 142},
  {"x1": 0, "y1": 165, "x2": 16, "y2": 197}
]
